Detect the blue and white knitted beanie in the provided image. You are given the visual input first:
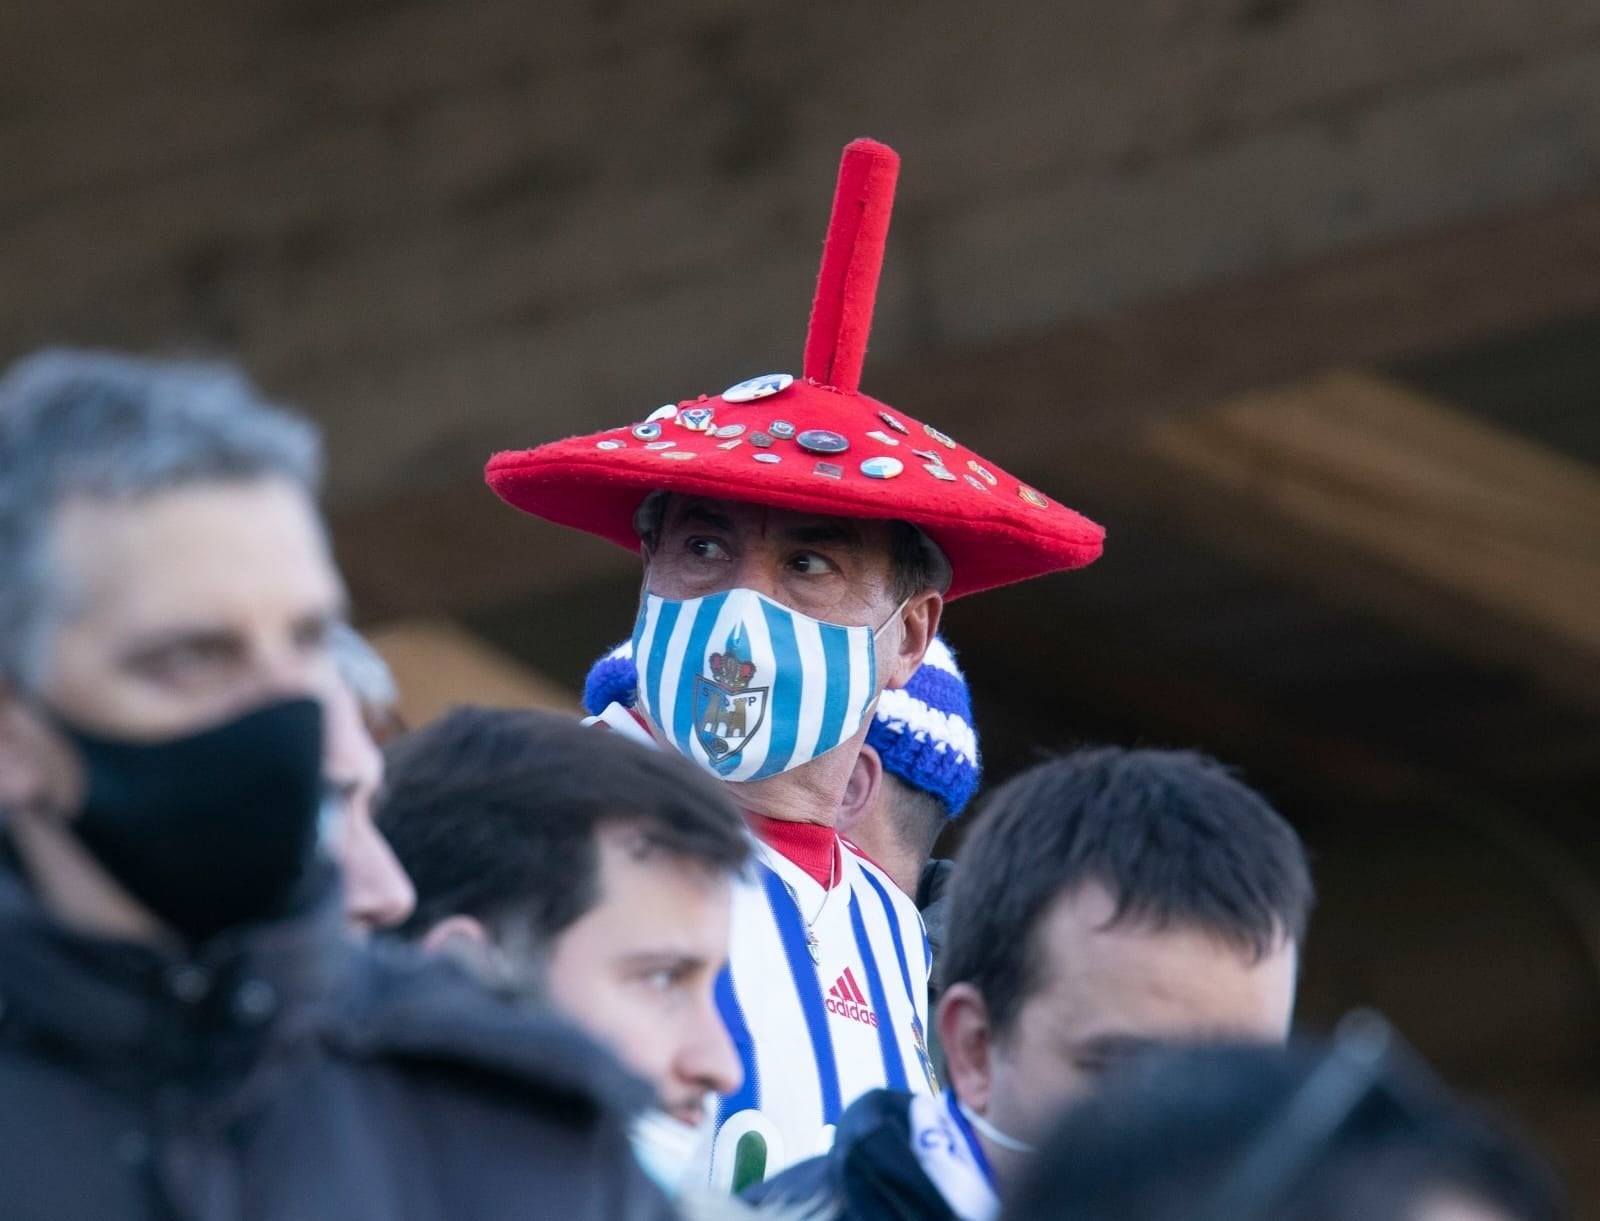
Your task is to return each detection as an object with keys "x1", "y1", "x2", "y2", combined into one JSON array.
[{"x1": 580, "y1": 633, "x2": 981, "y2": 818}]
